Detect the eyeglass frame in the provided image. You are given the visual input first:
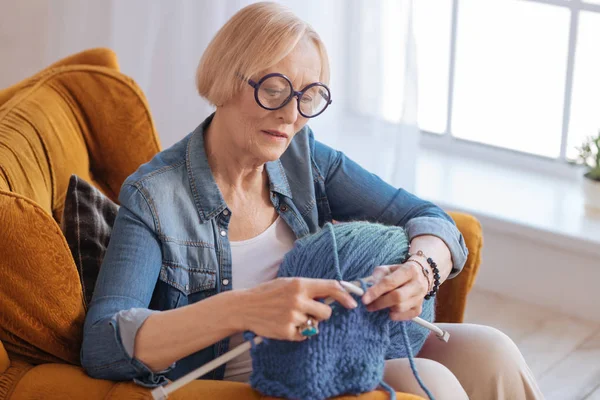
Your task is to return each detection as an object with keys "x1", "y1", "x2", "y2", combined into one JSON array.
[{"x1": 246, "y1": 72, "x2": 332, "y2": 118}]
